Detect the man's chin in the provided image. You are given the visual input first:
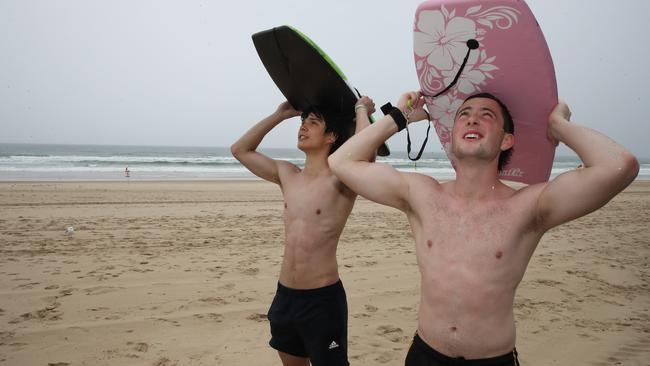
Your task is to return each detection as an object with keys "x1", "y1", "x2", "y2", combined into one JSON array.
[
  {"x1": 297, "y1": 143, "x2": 327, "y2": 154},
  {"x1": 452, "y1": 148, "x2": 501, "y2": 167}
]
